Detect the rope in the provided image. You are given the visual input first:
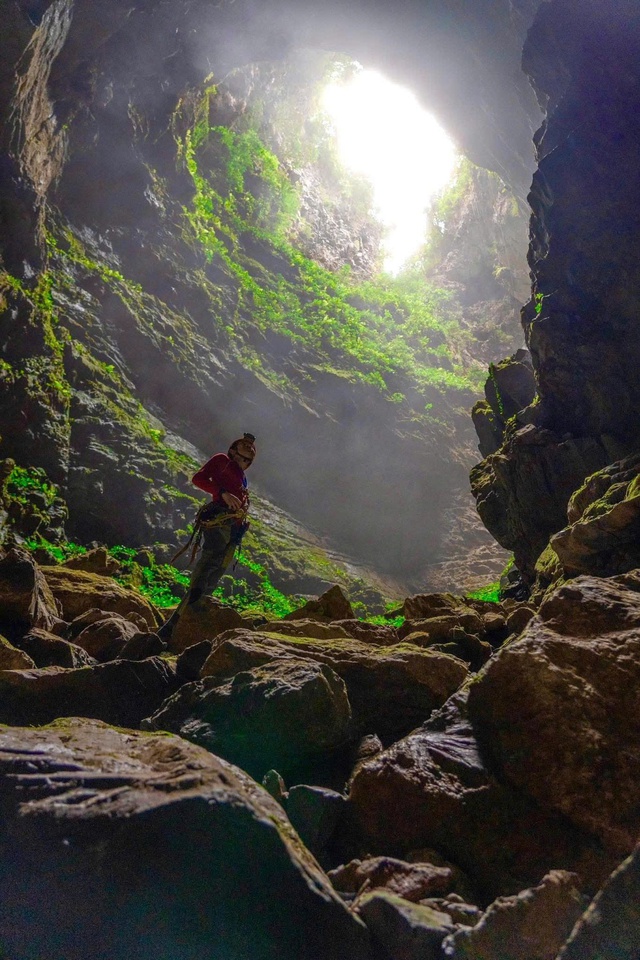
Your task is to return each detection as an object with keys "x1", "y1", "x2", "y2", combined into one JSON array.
[{"x1": 169, "y1": 506, "x2": 246, "y2": 566}]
